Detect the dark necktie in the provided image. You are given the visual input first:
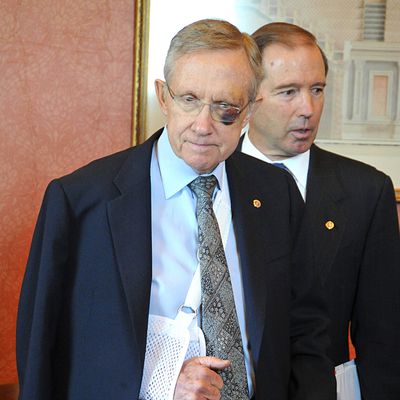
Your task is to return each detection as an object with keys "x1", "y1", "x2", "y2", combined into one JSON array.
[
  {"x1": 272, "y1": 162, "x2": 296, "y2": 180},
  {"x1": 272, "y1": 162, "x2": 288, "y2": 171},
  {"x1": 189, "y1": 175, "x2": 249, "y2": 400}
]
